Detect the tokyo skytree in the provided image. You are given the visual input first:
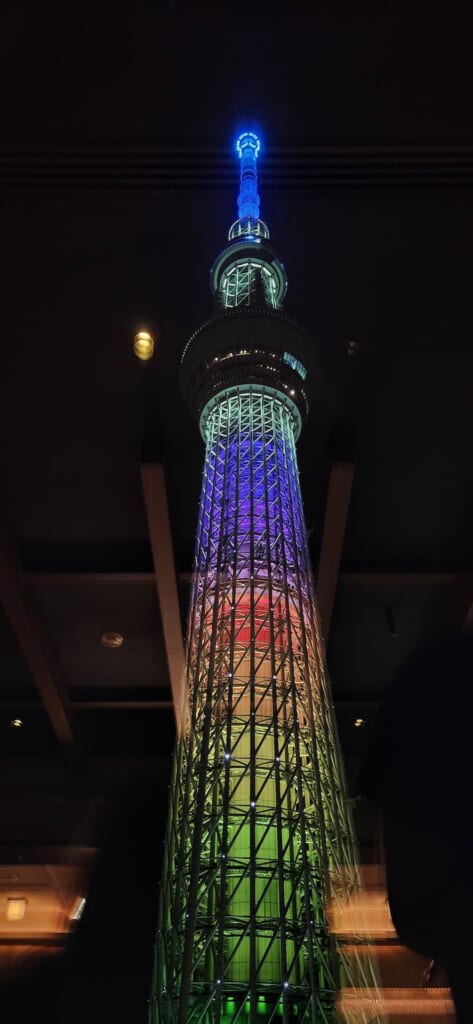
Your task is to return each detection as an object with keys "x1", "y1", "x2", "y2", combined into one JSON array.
[{"x1": 150, "y1": 131, "x2": 382, "y2": 1024}]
